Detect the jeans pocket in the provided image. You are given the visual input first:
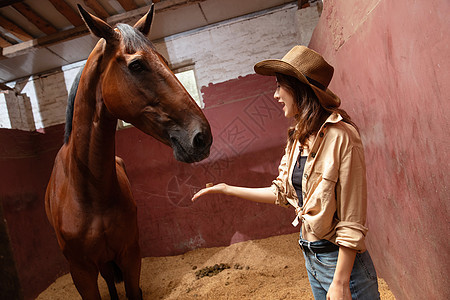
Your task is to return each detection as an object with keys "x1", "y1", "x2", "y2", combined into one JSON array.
[{"x1": 313, "y1": 251, "x2": 339, "y2": 268}]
